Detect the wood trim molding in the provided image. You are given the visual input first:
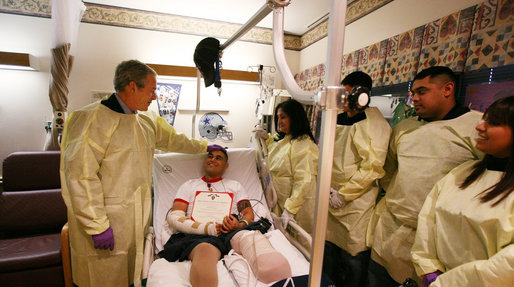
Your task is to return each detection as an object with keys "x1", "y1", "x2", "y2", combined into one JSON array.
[
  {"x1": 0, "y1": 51, "x2": 30, "y2": 67},
  {"x1": 147, "y1": 64, "x2": 259, "y2": 82}
]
